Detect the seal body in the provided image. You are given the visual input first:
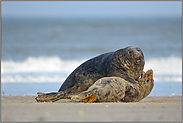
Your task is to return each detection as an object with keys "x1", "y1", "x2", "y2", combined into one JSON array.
[
  {"x1": 35, "y1": 46, "x2": 145, "y2": 102},
  {"x1": 69, "y1": 70, "x2": 154, "y2": 103}
]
